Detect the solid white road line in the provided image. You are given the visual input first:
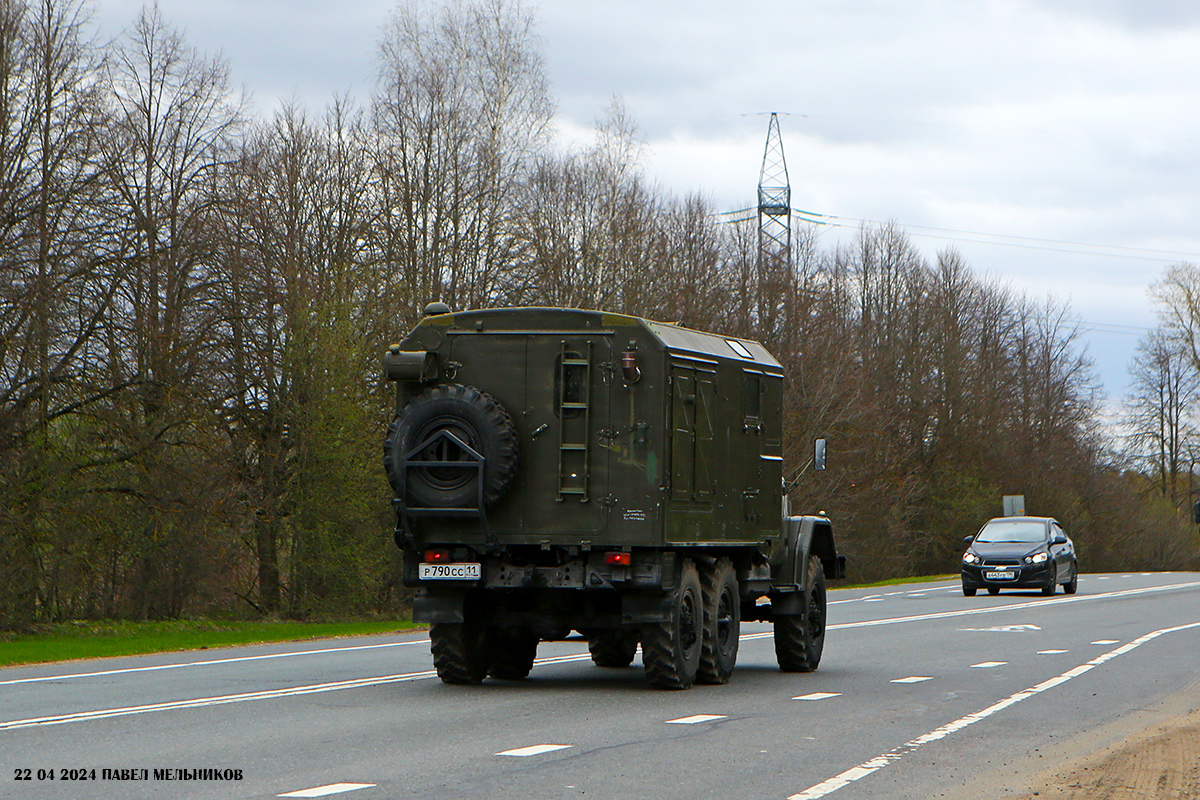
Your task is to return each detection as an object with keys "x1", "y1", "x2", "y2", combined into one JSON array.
[
  {"x1": 0, "y1": 653, "x2": 594, "y2": 732},
  {"x1": 0, "y1": 640, "x2": 431, "y2": 687},
  {"x1": 826, "y1": 581, "x2": 1200, "y2": 632},
  {"x1": 279, "y1": 783, "x2": 376, "y2": 798},
  {"x1": 786, "y1": 619, "x2": 1200, "y2": 800}
]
